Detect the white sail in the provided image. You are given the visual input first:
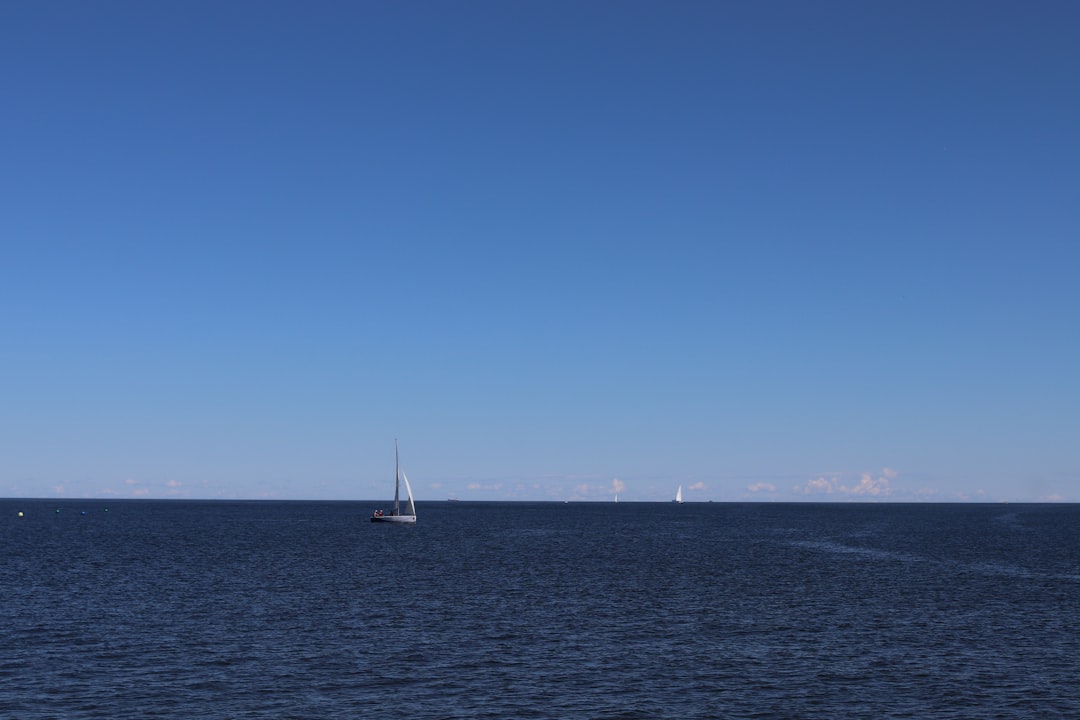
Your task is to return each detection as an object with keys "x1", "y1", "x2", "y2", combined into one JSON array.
[
  {"x1": 675, "y1": 485, "x2": 683, "y2": 503},
  {"x1": 401, "y1": 469, "x2": 416, "y2": 517}
]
